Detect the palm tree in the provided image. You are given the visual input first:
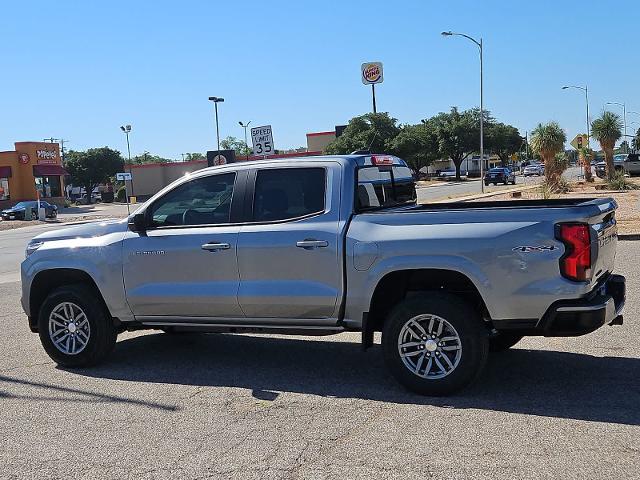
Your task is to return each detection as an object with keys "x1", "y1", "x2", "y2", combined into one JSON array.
[
  {"x1": 530, "y1": 122, "x2": 567, "y2": 188},
  {"x1": 578, "y1": 147, "x2": 593, "y2": 182},
  {"x1": 591, "y1": 111, "x2": 622, "y2": 180}
]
